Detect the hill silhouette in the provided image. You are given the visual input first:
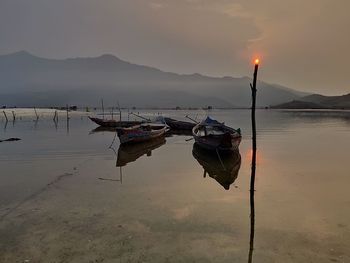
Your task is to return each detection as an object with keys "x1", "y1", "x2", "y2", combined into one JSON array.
[{"x1": 0, "y1": 51, "x2": 309, "y2": 108}]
